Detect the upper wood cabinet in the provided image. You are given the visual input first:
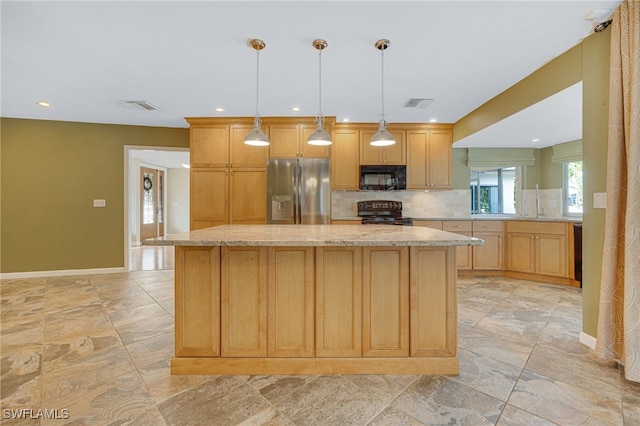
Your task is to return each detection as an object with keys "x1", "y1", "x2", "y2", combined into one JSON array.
[
  {"x1": 269, "y1": 121, "x2": 331, "y2": 158},
  {"x1": 189, "y1": 120, "x2": 269, "y2": 168},
  {"x1": 331, "y1": 127, "x2": 360, "y2": 190},
  {"x1": 190, "y1": 126, "x2": 229, "y2": 168},
  {"x1": 359, "y1": 125, "x2": 406, "y2": 165},
  {"x1": 230, "y1": 124, "x2": 270, "y2": 168},
  {"x1": 406, "y1": 128, "x2": 453, "y2": 189}
]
